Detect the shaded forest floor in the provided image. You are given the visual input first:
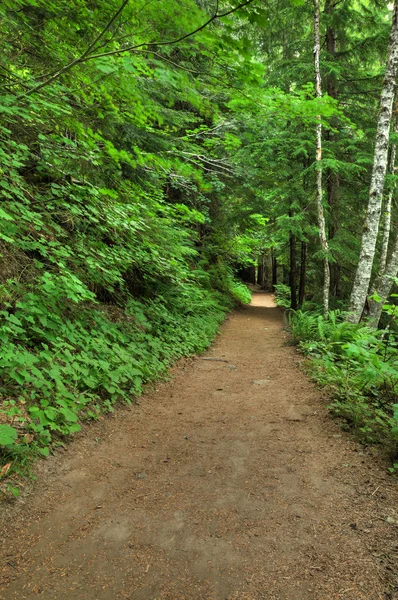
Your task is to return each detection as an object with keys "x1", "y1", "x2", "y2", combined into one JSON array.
[{"x1": 1, "y1": 292, "x2": 398, "y2": 600}]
